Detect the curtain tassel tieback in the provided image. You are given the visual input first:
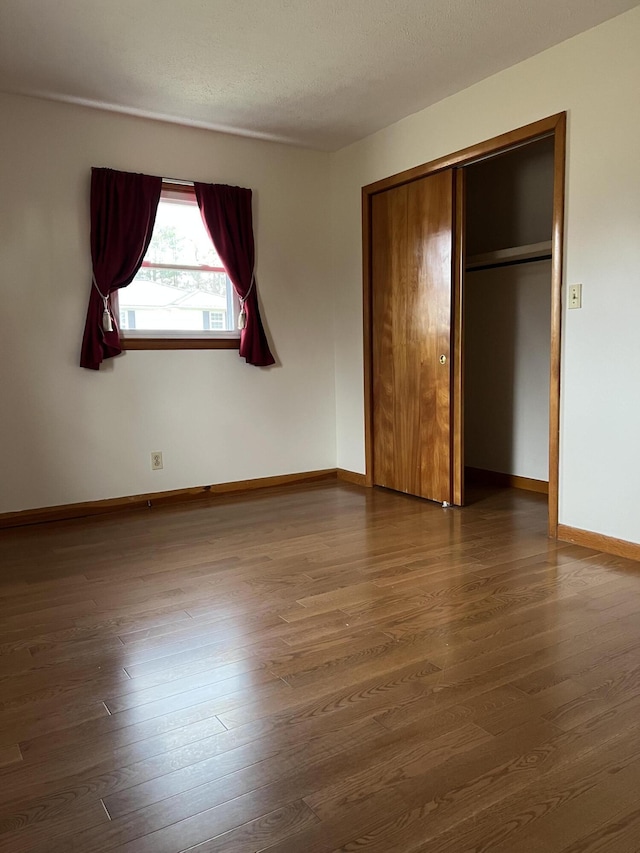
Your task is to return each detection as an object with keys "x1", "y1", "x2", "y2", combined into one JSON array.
[
  {"x1": 102, "y1": 297, "x2": 114, "y2": 332},
  {"x1": 238, "y1": 272, "x2": 256, "y2": 331},
  {"x1": 92, "y1": 274, "x2": 114, "y2": 332}
]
